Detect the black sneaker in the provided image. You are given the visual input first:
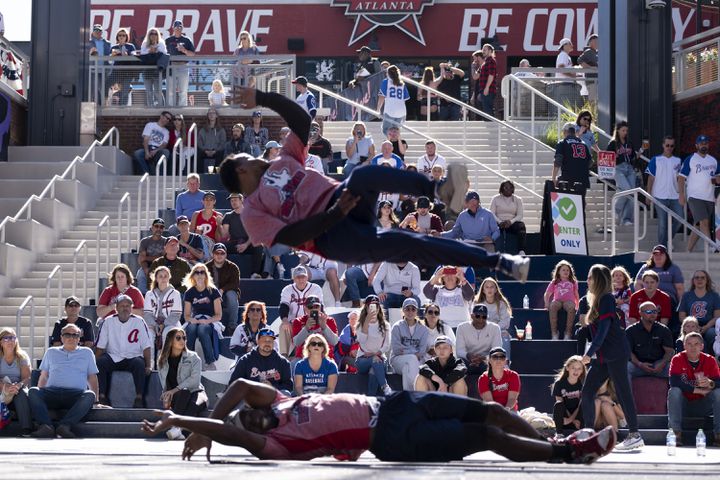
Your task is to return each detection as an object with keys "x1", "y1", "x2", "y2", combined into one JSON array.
[
  {"x1": 31, "y1": 424, "x2": 55, "y2": 438},
  {"x1": 56, "y1": 424, "x2": 76, "y2": 439}
]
